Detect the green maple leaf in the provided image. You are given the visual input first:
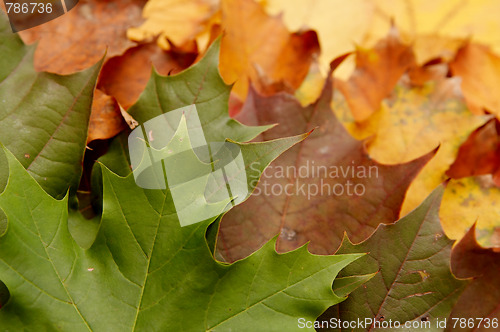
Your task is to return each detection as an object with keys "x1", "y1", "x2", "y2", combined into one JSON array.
[
  {"x1": 0, "y1": 143, "x2": 366, "y2": 331},
  {"x1": 319, "y1": 186, "x2": 468, "y2": 331},
  {"x1": 83, "y1": 33, "x2": 316, "y2": 245},
  {"x1": 0, "y1": 11, "x2": 102, "y2": 199}
]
